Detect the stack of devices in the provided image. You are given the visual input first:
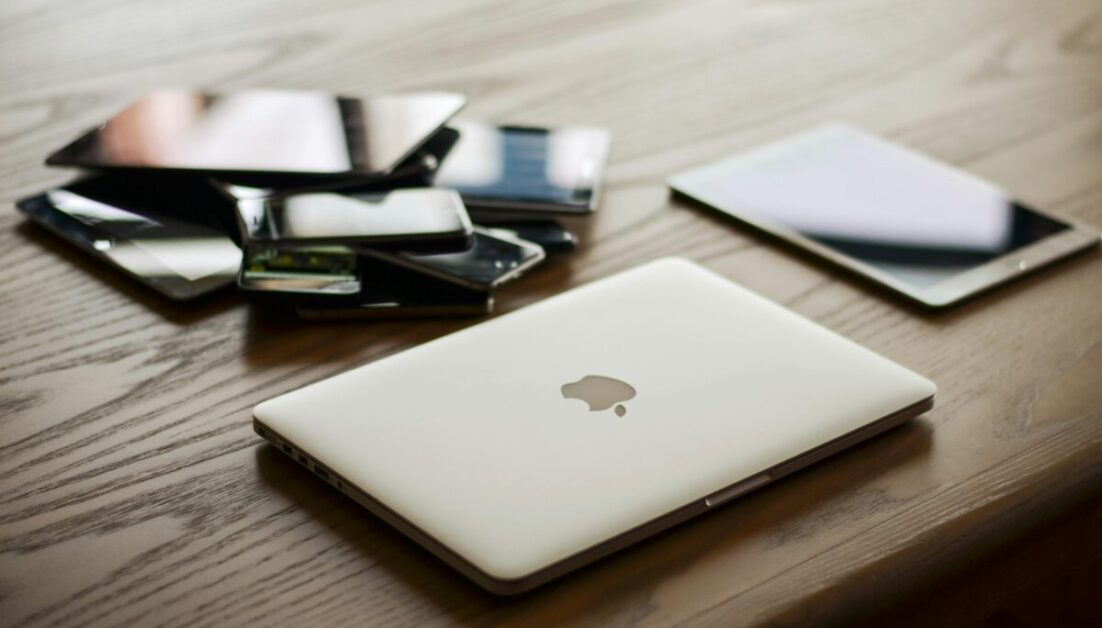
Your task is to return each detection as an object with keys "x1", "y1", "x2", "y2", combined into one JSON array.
[{"x1": 17, "y1": 88, "x2": 611, "y2": 318}]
